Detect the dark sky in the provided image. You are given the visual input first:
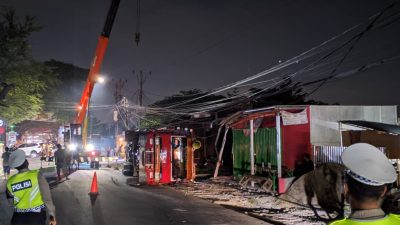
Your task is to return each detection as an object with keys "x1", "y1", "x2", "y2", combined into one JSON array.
[{"x1": 2, "y1": 0, "x2": 400, "y2": 117}]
